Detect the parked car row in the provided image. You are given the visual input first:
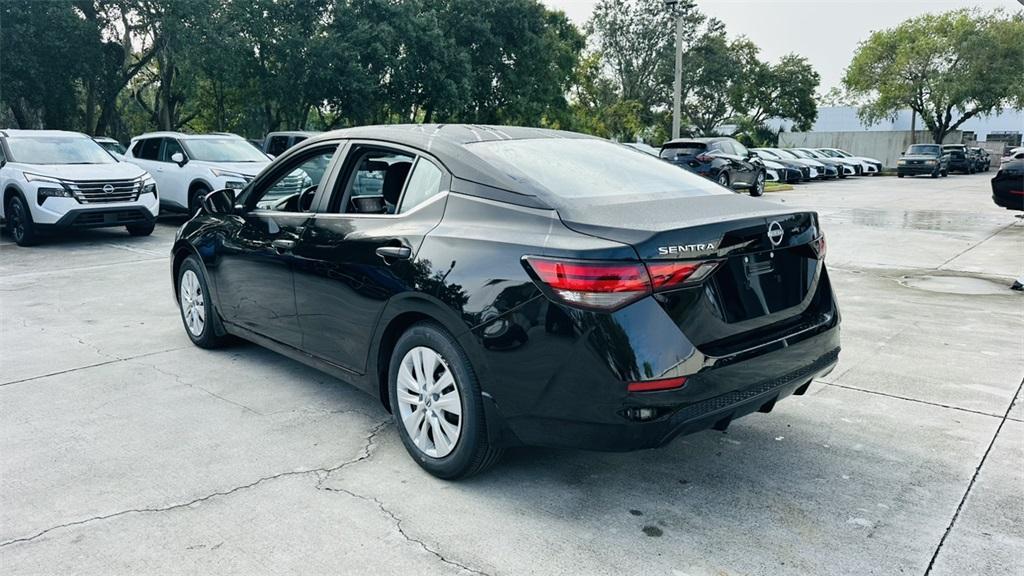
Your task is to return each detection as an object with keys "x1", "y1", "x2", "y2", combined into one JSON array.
[
  {"x1": 655, "y1": 137, "x2": 883, "y2": 196},
  {"x1": 897, "y1": 143, "x2": 992, "y2": 178}
]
